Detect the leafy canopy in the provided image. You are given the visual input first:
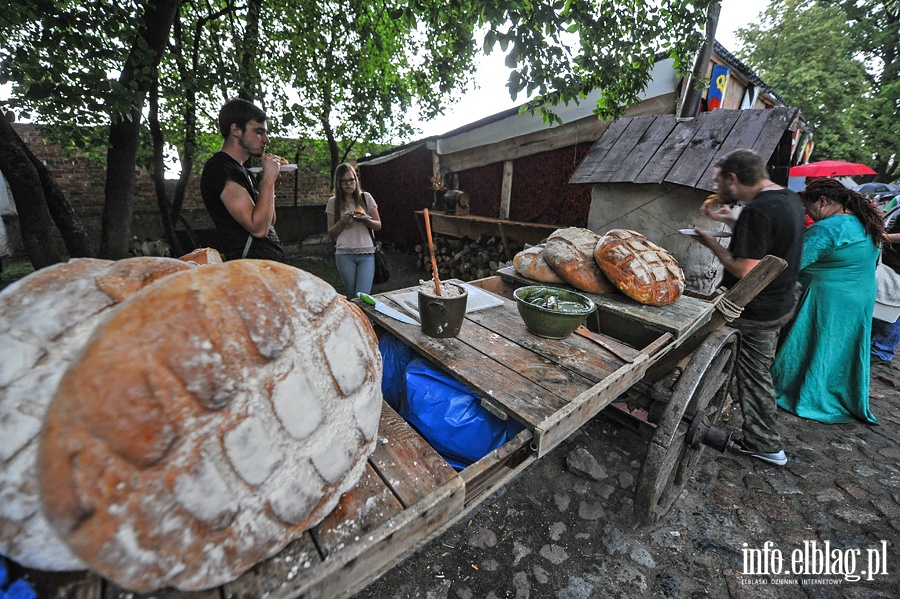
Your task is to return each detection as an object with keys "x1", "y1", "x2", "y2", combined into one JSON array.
[
  {"x1": 3, "y1": 1, "x2": 713, "y2": 147},
  {"x1": 735, "y1": 0, "x2": 899, "y2": 180}
]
